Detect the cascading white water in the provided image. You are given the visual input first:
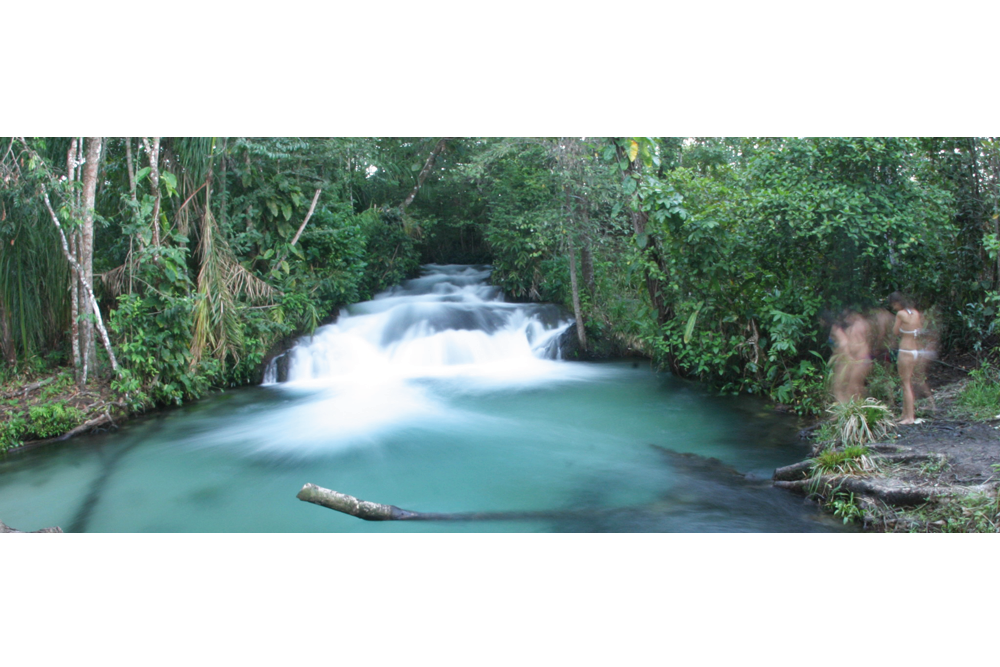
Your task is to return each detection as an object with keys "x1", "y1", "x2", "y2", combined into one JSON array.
[
  {"x1": 248, "y1": 264, "x2": 602, "y2": 454},
  {"x1": 265, "y1": 264, "x2": 578, "y2": 387}
]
